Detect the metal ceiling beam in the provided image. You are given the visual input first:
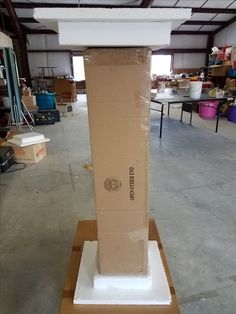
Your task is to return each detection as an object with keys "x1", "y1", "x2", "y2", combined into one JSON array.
[
  {"x1": 205, "y1": 33, "x2": 214, "y2": 66},
  {"x1": 213, "y1": 15, "x2": 236, "y2": 34},
  {"x1": 19, "y1": 18, "x2": 39, "y2": 23},
  {"x1": 3, "y1": 0, "x2": 24, "y2": 41},
  {"x1": 183, "y1": 20, "x2": 226, "y2": 26},
  {"x1": 140, "y1": 0, "x2": 155, "y2": 8},
  {"x1": 152, "y1": 48, "x2": 207, "y2": 55},
  {"x1": 192, "y1": 8, "x2": 236, "y2": 14},
  {"x1": 3, "y1": 0, "x2": 31, "y2": 85},
  {"x1": 0, "y1": 11, "x2": 15, "y2": 34},
  {"x1": 2, "y1": 3, "x2": 132, "y2": 9},
  {"x1": 171, "y1": 30, "x2": 211, "y2": 35},
  {"x1": 26, "y1": 29, "x2": 57, "y2": 34},
  {"x1": 152, "y1": 7, "x2": 236, "y2": 14}
]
